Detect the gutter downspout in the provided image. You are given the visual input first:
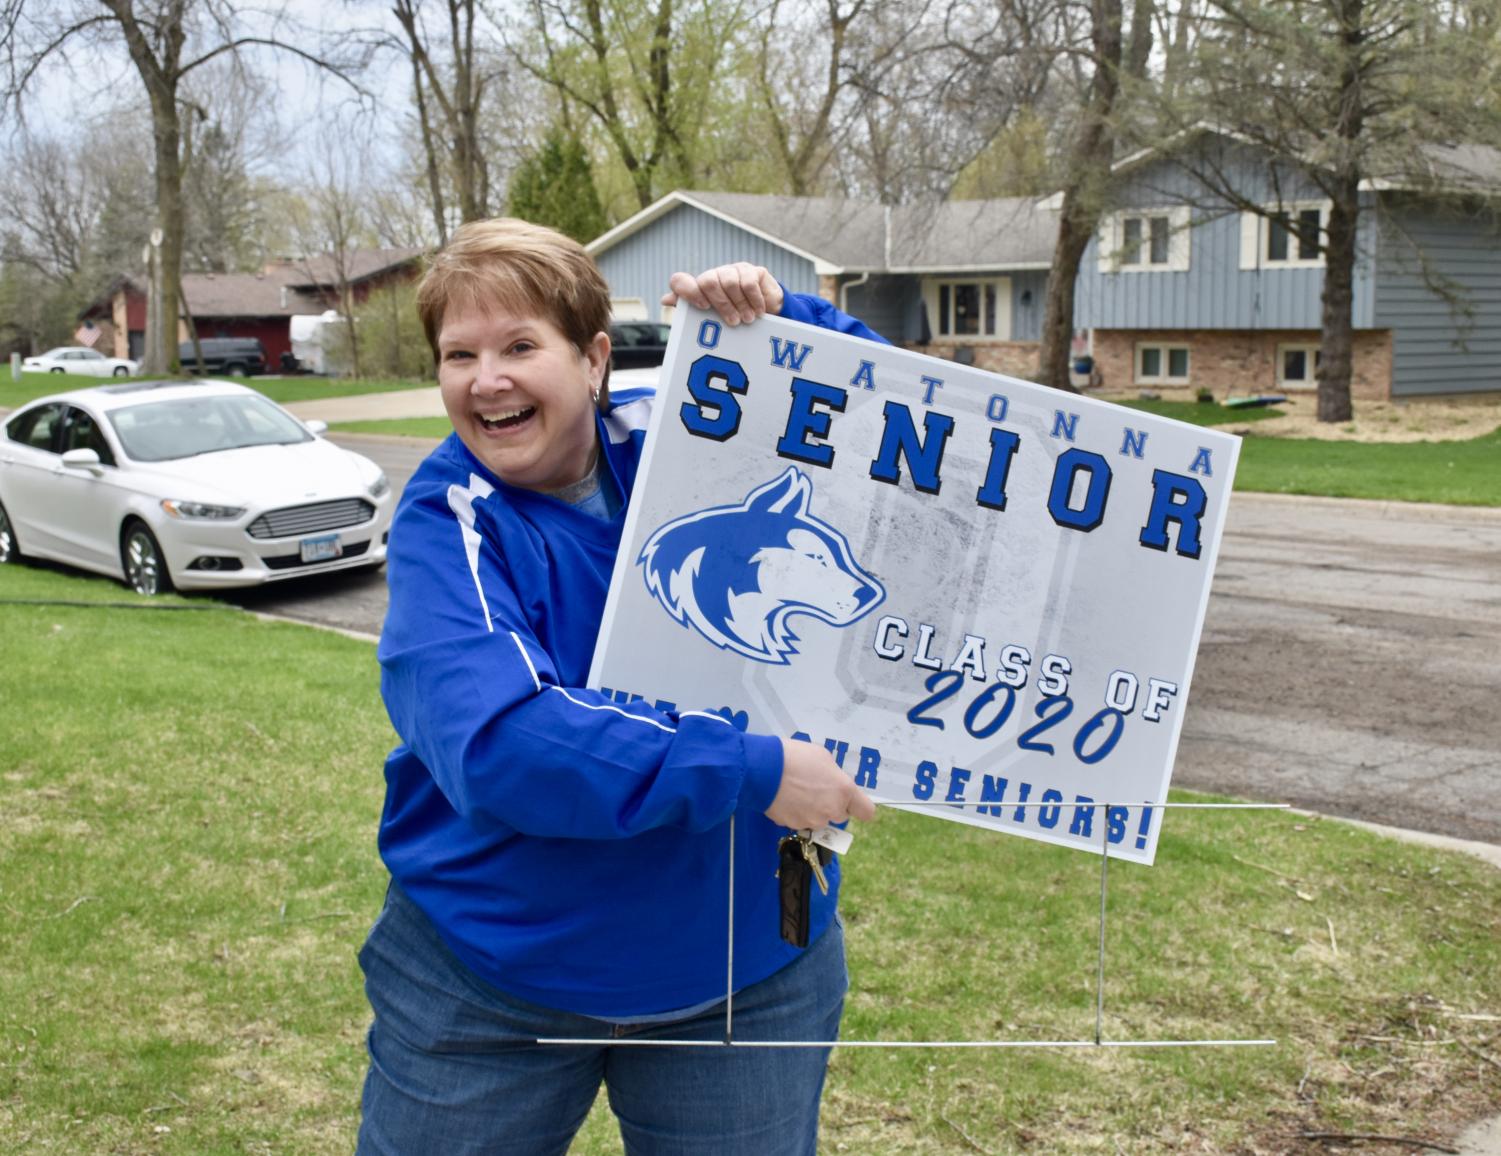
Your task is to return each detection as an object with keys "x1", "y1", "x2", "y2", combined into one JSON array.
[
  {"x1": 839, "y1": 271, "x2": 870, "y2": 314},
  {"x1": 839, "y1": 204, "x2": 890, "y2": 315}
]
